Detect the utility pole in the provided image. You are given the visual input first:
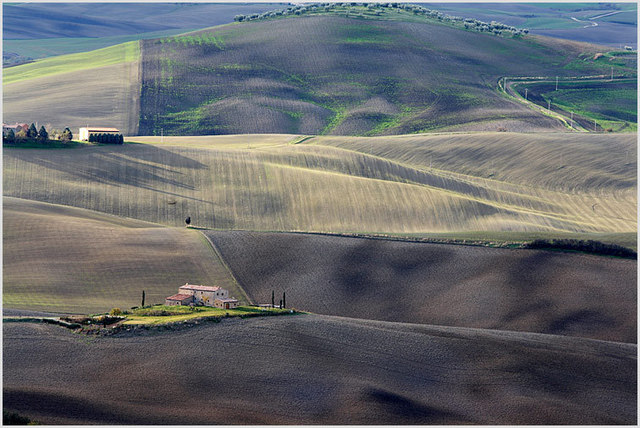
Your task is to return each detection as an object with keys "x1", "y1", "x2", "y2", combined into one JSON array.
[
  {"x1": 555, "y1": 76, "x2": 558, "y2": 91},
  {"x1": 611, "y1": 66, "x2": 614, "y2": 81},
  {"x1": 524, "y1": 88, "x2": 528, "y2": 100},
  {"x1": 593, "y1": 119, "x2": 597, "y2": 131},
  {"x1": 547, "y1": 99, "x2": 551, "y2": 111},
  {"x1": 161, "y1": 128, "x2": 164, "y2": 143}
]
